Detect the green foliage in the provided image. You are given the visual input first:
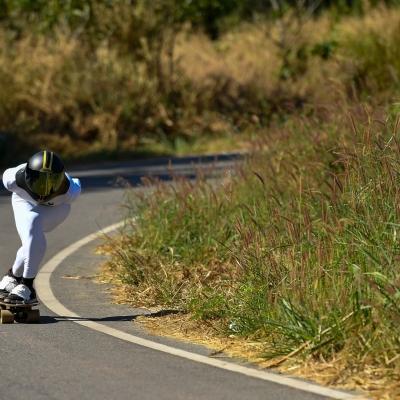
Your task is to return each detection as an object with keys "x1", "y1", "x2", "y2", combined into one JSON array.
[
  {"x1": 0, "y1": 0, "x2": 99, "y2": 36},
  {"x1": 0, "y1": 0, "x2": 241, "y2": 41},
  {"x1": 175, "y1": 0, "x2": 241, "y2": 39},
  {"x1": 311, "y1": 40, "x2": 338, "y2": 60},
  {"x1": 340, "y1": 28, "x2": 400, "y2": 93}
]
